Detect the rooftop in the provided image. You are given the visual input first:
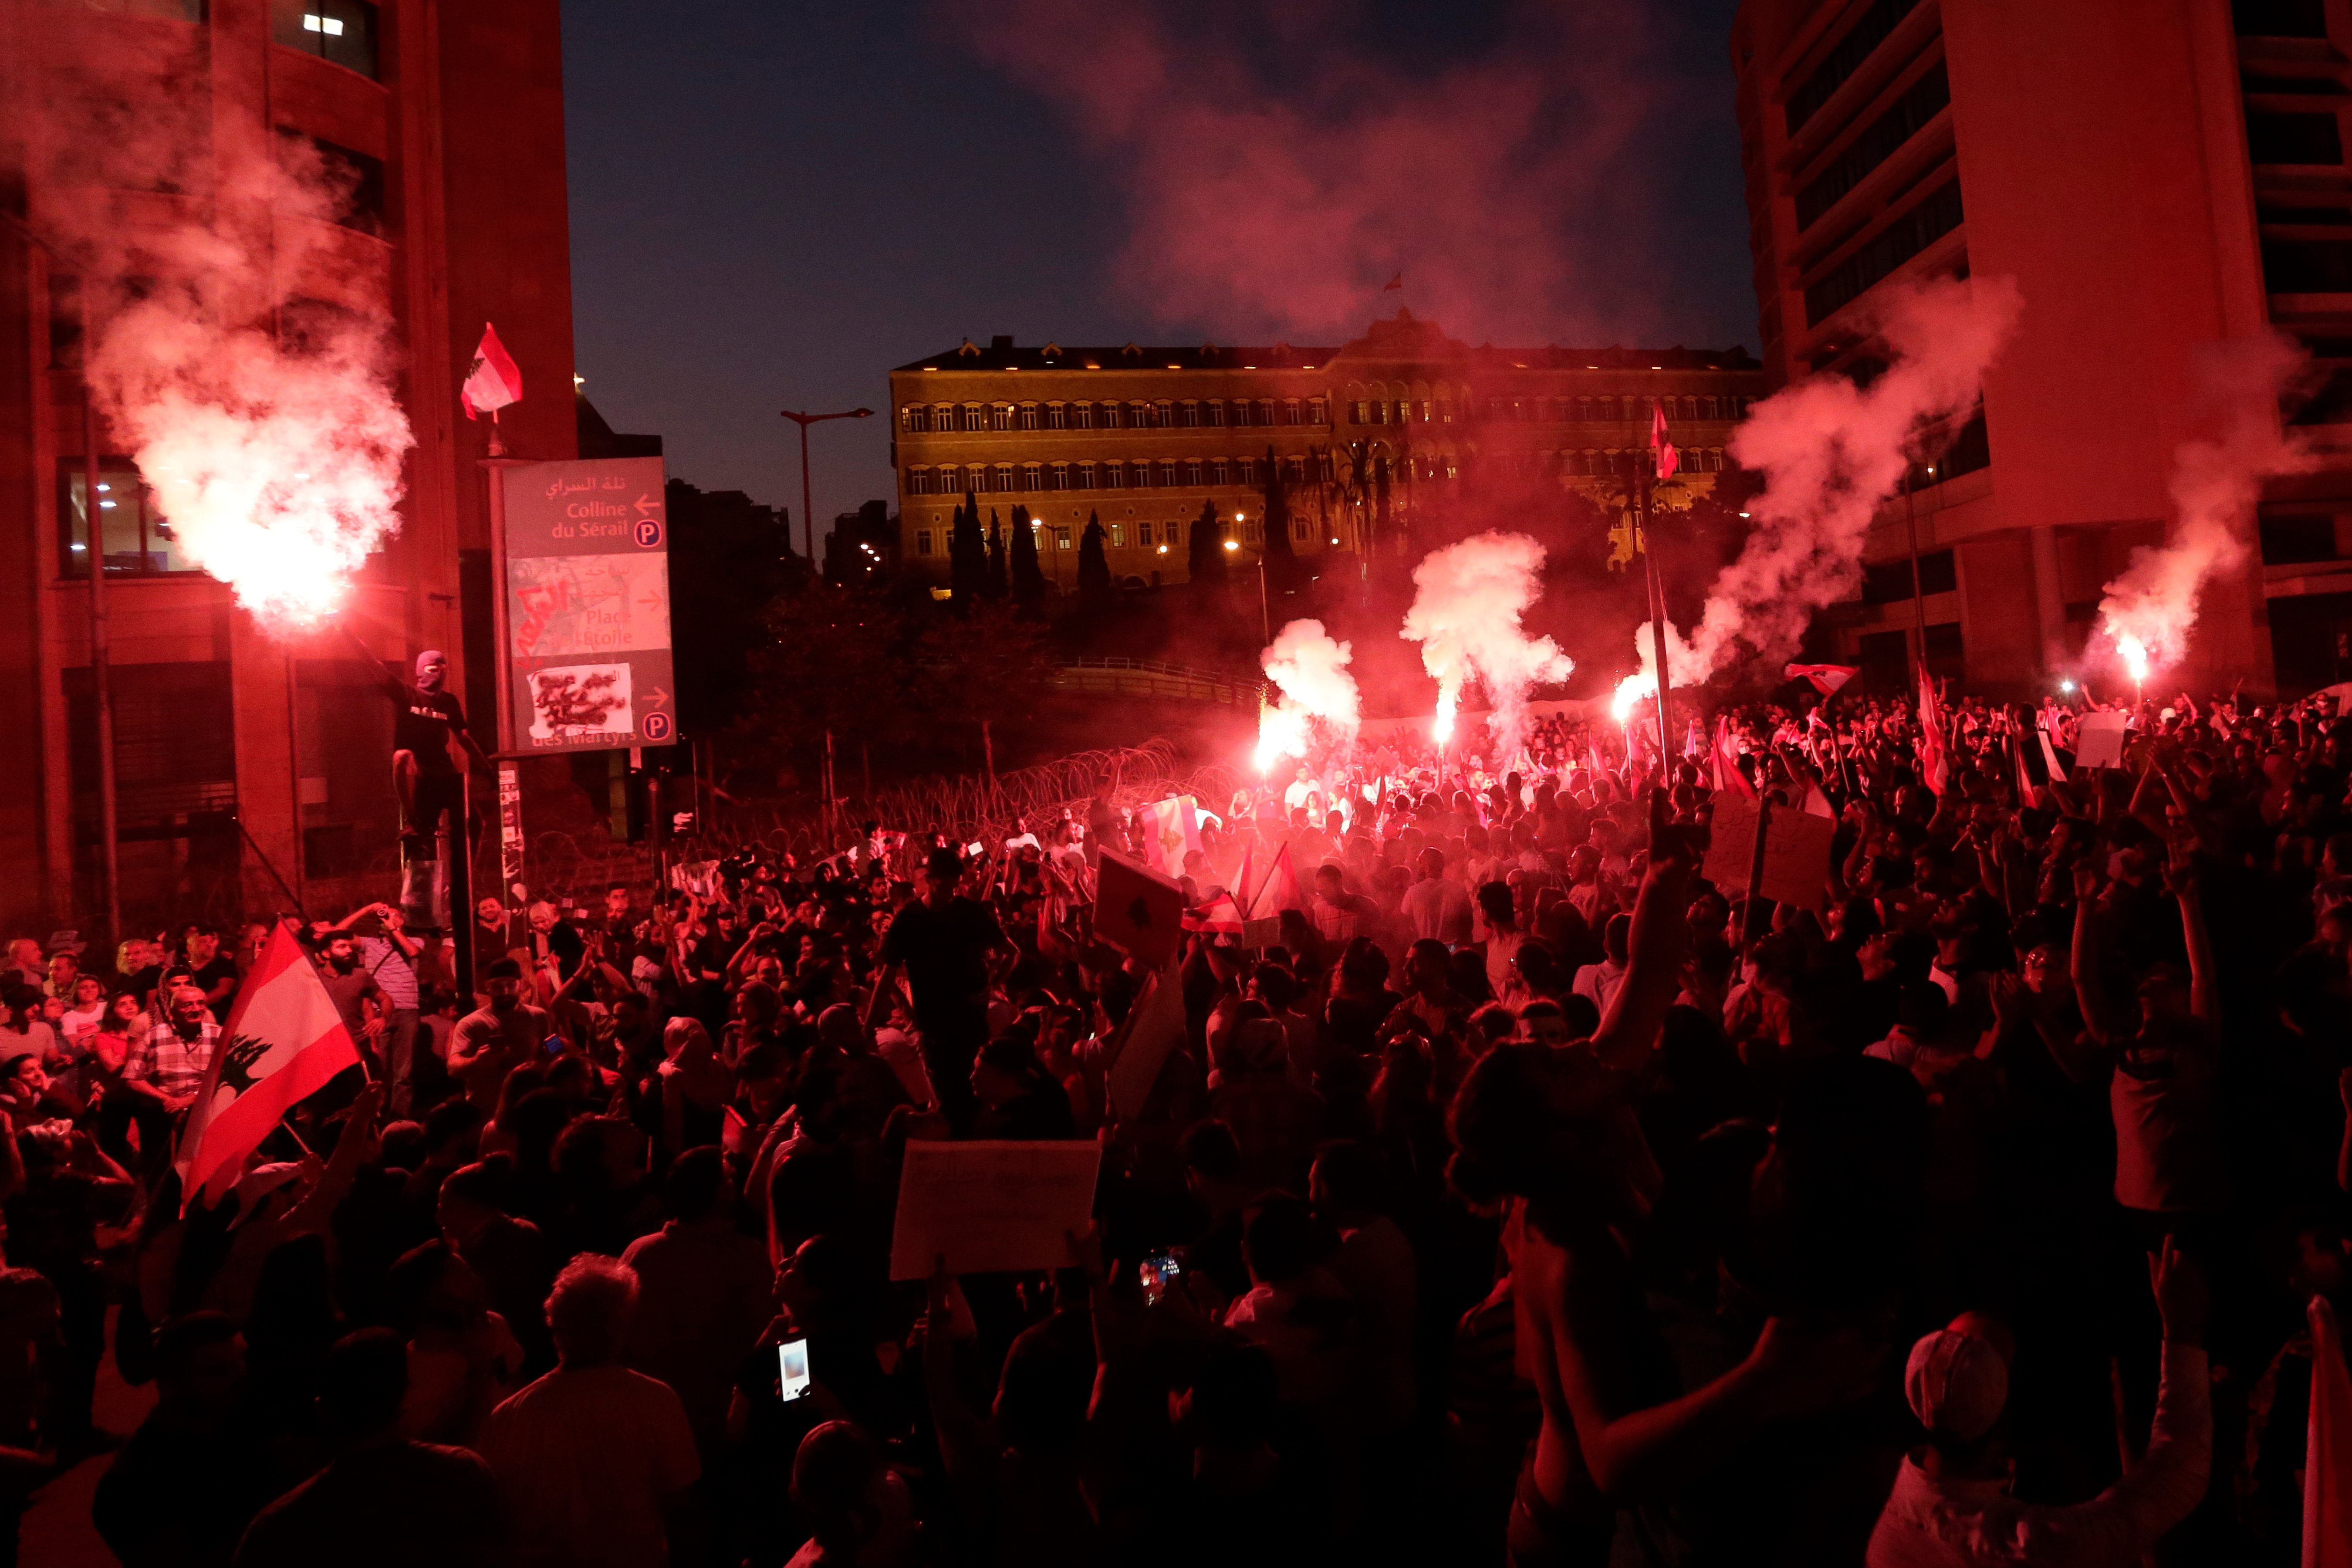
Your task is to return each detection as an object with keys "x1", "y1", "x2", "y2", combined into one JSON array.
[{"x1": 893, "y1": 312, "x2": 1758, "y2": 375}]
